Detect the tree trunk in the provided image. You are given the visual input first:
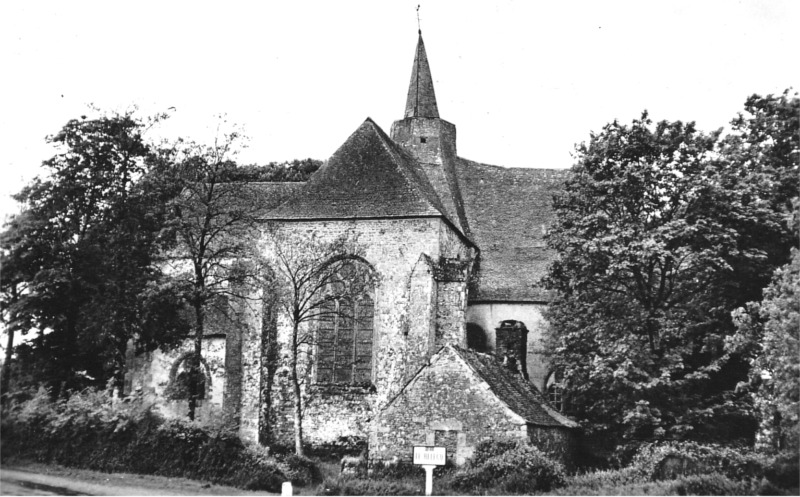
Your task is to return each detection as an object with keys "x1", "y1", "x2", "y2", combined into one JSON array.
[
  {"x1": 1, "y1": 327, "x2": 15, "y2": 399},
  {"x1": 1, "y1": 285, "x2": 17, "y2": 399},
  {"x1": 290, "y1": 320, "x2": 305, "y2": 456},
  {"x1": 188, "y1": 299, "x2": 205, "y2": 421}
]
